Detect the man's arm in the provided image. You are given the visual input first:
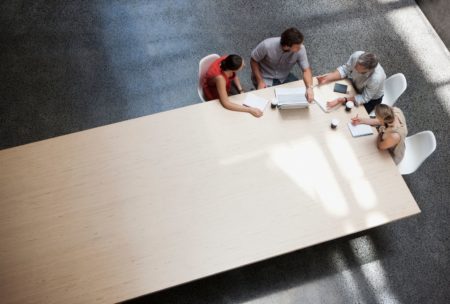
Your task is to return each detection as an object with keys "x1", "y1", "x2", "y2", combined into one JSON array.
[
  {"x1": 317, "y1": 69, "x2": 342, "y2": 85},
  {"x1": 302, "y1": 67, "x2": 314, "y2": 102},
  {"x1": 250, "y1": 58, "x2": 266, "y2": 89},
  {"x1": 250, "y1": 41, "x2": 268, "y2": 90},
  {"x1": 319, "y1": 51, "x2": 361, "y2": 85}
]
